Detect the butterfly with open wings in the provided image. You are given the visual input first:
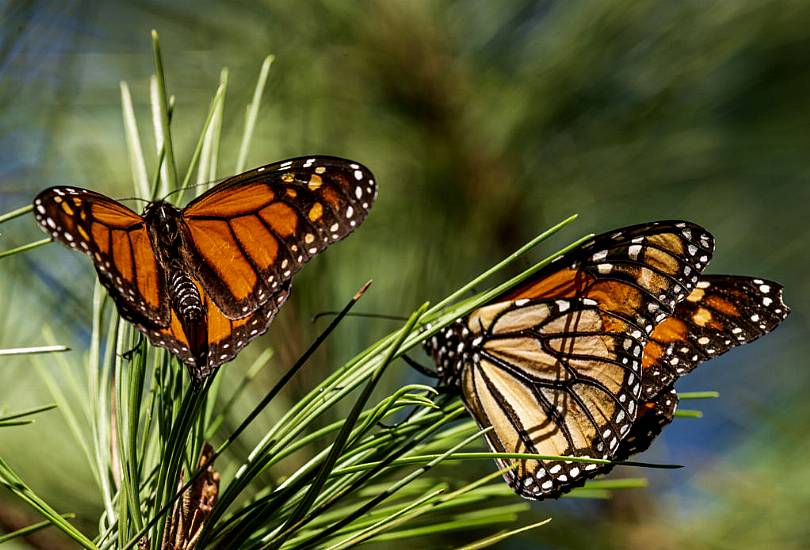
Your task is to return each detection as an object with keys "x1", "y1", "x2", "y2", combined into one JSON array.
[
  {"x1": 33, "y1": 156, "x2": 376, "y2": 384},
  {"x1": 423, "y1": 221, "x2": 789, "y2": 499}
]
